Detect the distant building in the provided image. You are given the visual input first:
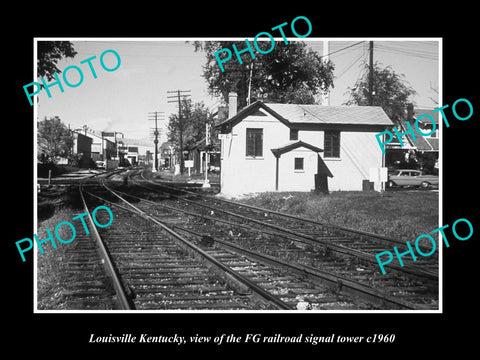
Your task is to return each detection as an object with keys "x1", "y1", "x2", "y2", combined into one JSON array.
[
  {"x1": 118, "y1": 138, "x2": 155, "y2": 166},
  {"x1": 72, "y1": 131, "x2": 93, "y2": 168},
  {"x1": 216, "y1": 93, "x2": 394, "y2": 196},
  {"x1": 385, "y1": 104, "x2": 439, "y2": 174},
  {"x1": 86, "y1": 132, "x2": 117, "y2": 162}
]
